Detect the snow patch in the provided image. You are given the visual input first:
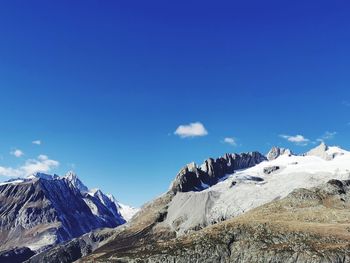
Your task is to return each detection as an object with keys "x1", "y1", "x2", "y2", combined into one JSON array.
[{"x1": 83, "y1": 198, "x2": 100, "y2": 216}]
